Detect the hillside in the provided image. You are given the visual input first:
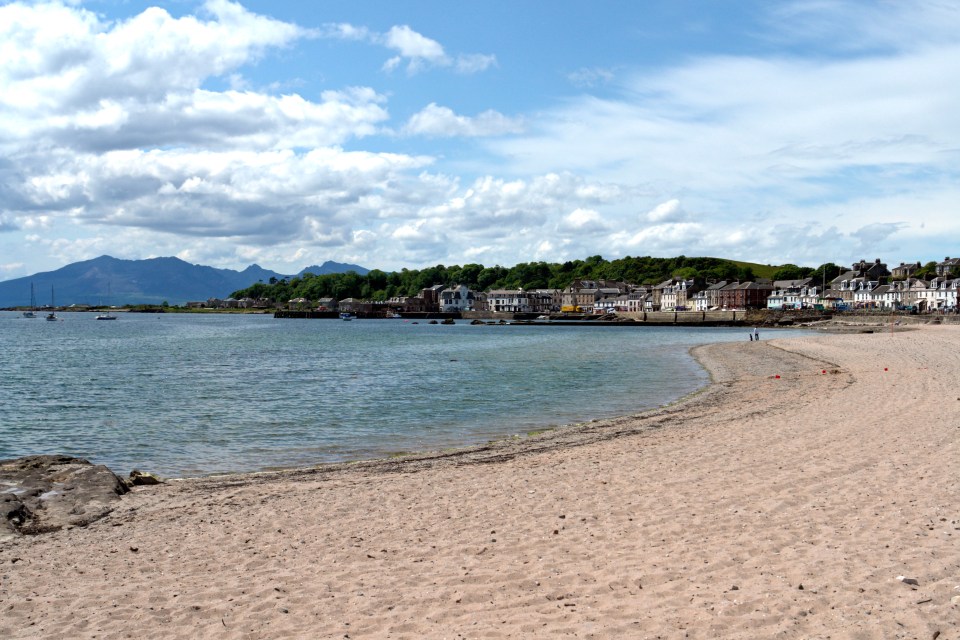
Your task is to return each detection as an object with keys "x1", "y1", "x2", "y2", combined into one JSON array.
[{"x1": 725, "y1": 259, "x2": 781, "y2": 280}]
